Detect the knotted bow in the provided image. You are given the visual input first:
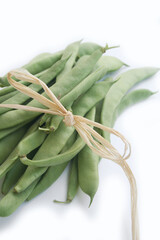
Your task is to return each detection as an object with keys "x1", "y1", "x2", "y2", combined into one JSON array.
[{"x1": 0, "y1": 69, "x2": 138, "y2": 240}]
